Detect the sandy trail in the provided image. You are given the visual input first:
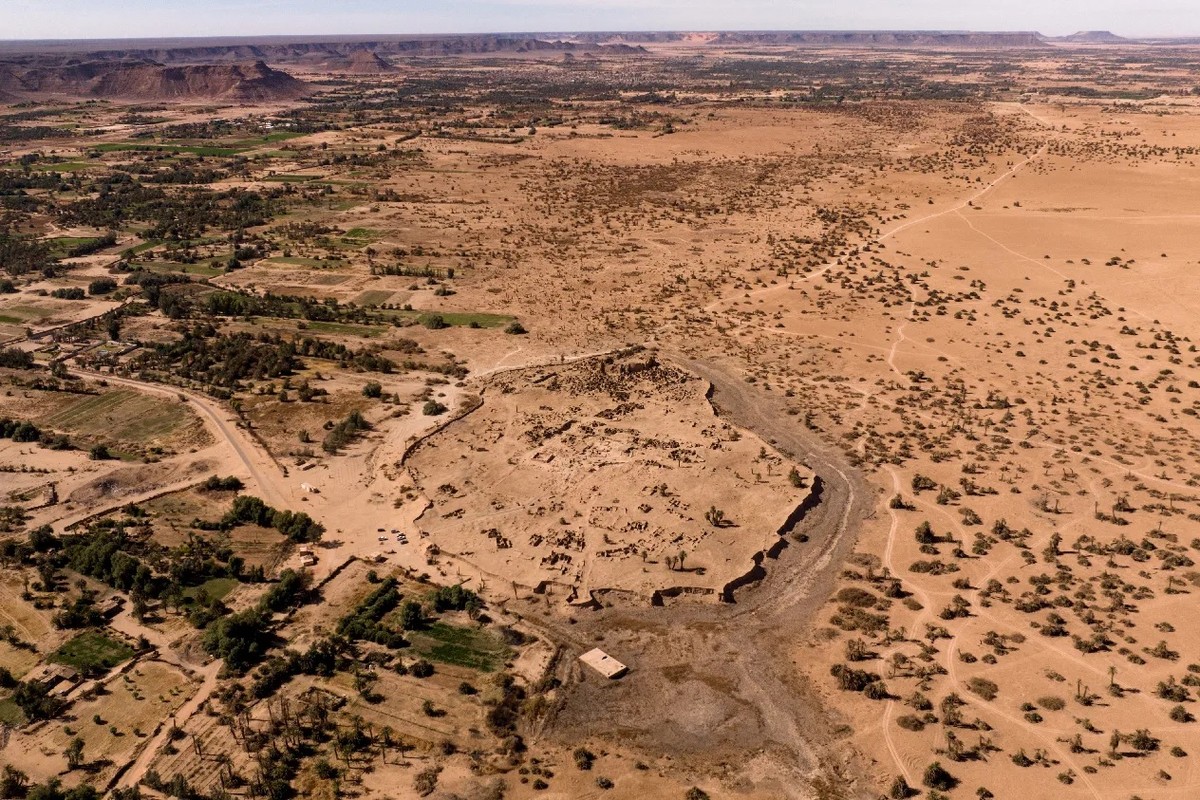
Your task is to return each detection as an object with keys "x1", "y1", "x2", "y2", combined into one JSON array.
[
  {"x1": 115, "y1": 660, "x2": 223, "y2": 790},
  {"x1": 70, "y1": 368, "x2": 291, "y2": 509}
]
